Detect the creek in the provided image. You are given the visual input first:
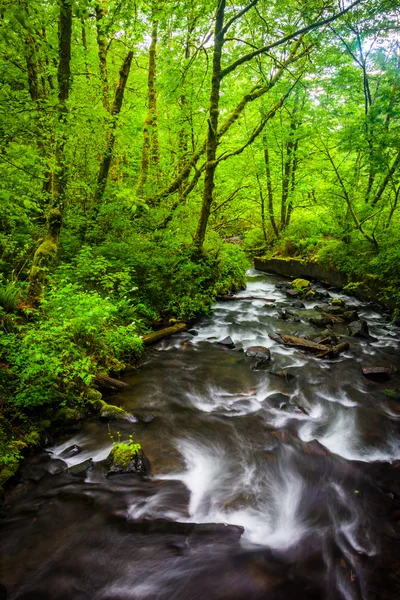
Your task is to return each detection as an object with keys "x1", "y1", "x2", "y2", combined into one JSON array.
[{"x1": 1, "y1": 268, "x2": 400, "y2": 600}]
